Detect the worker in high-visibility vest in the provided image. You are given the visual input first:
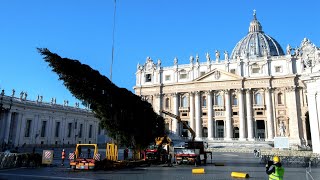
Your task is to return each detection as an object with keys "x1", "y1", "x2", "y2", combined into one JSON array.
[
  {"x1": 266, "y1": 156, "x2": 285, "y2": 180},
  {"x1": 61, "y1": 149, "x2": 66, "y2": 166}
]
